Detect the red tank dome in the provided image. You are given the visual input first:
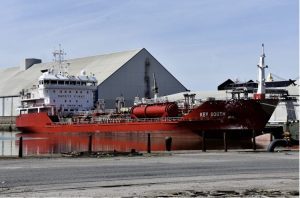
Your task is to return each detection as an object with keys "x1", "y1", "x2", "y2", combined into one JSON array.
[{"x1": 131, "y1": 103, "x2": 179, "y2": 118}]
